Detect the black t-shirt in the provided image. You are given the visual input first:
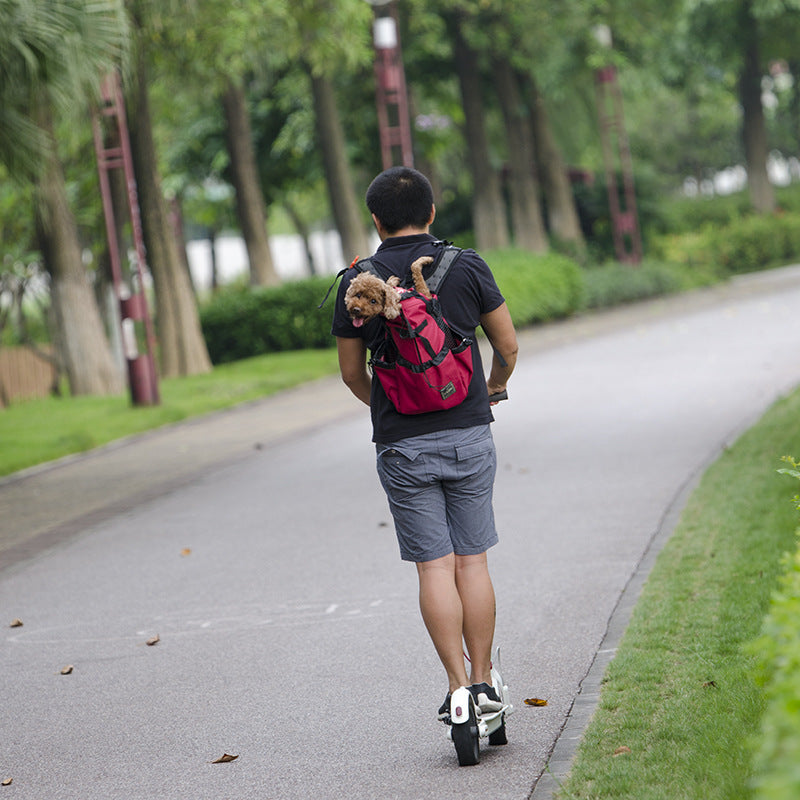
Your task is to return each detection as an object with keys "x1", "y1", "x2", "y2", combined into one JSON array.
[{"x1": 331, "y1": 233, "x2": 506, "y2": 443}]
